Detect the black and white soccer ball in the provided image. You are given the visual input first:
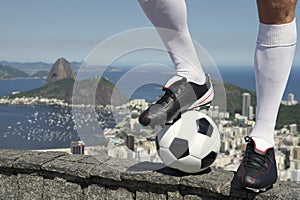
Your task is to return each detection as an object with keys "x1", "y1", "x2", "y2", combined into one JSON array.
[{"x1": 156, "y1": 110, "x2": 220, "y2": 173}]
